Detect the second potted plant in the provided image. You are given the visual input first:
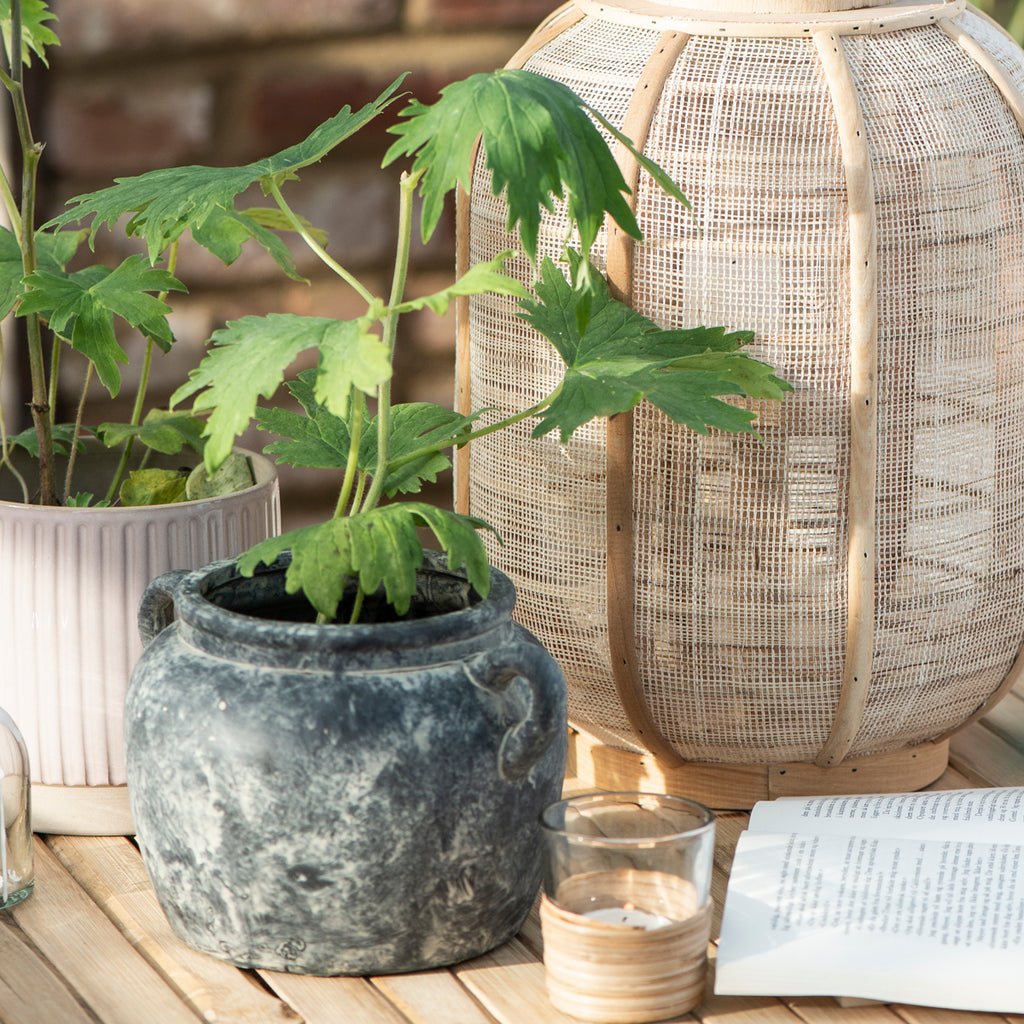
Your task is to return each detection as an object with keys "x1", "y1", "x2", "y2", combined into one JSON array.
[{"x1": 0, "y1": 0, "x2": 282, "y2": 834}]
